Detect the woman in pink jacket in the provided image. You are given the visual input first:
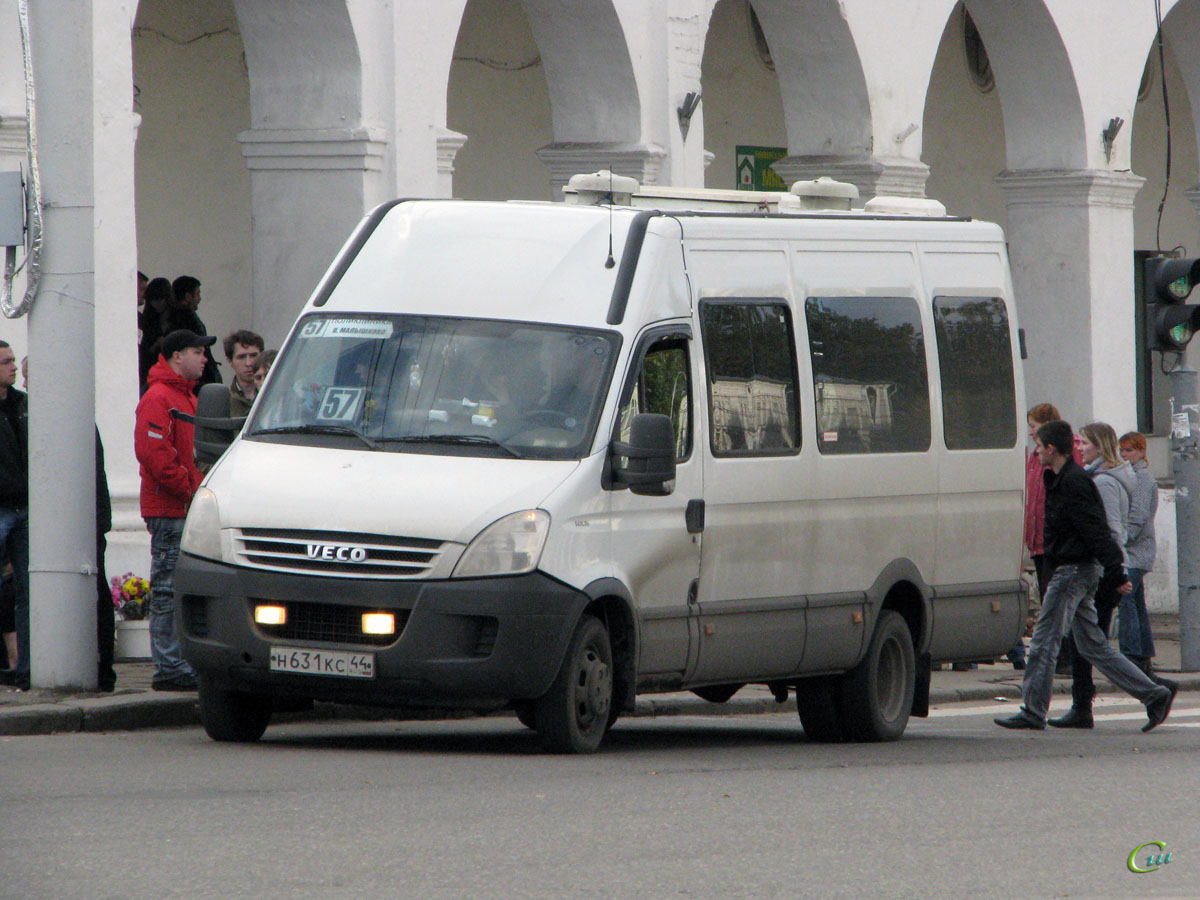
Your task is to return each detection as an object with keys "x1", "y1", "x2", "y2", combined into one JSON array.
[{"x1": 1022, "y1": 402, "x2": 1081, "y2": 672}]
